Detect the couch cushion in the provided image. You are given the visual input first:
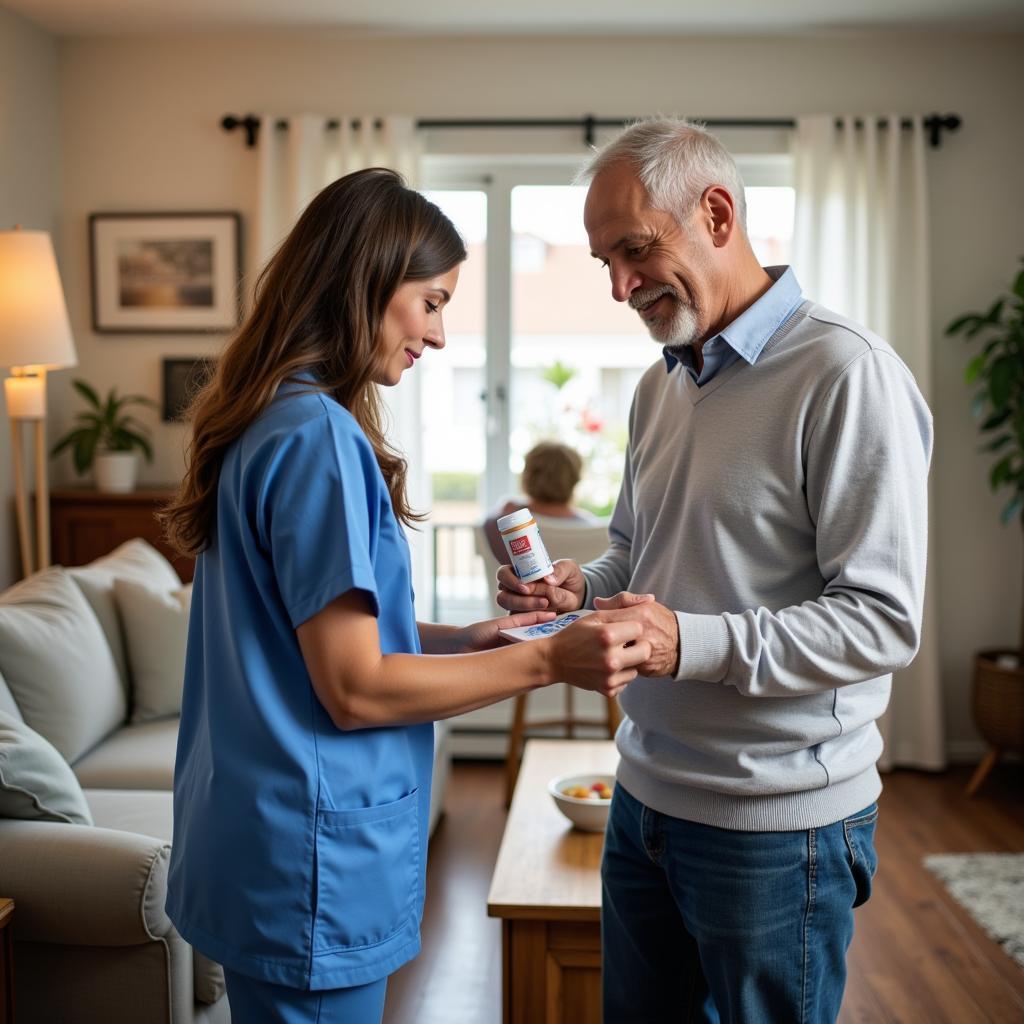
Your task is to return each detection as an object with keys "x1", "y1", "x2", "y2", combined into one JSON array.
[
  {"x1": 115, "y1": 578, "x2": 191, "y2": 723},
  {"x1": 0, "y1": 711, "x2": 93, "y2": 824},
  {"x1": 72, "y1": 718, "x2": 179, "y2": 790},
  {"x1": 86, "y1": 788, "x2": 226, "y2": 1005},
  {"x1": 85, "y1": 787, "x2": 173, "y2": 840},
  {"x1": 0, "y1": 567, "x2": 125, "y2": 763},
  {"x1": 0, "y1": 668, "x2": 22, "y2": 721},
  {"x1": 69, "y1": 538, "x2": 182, "y2": 695}
]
